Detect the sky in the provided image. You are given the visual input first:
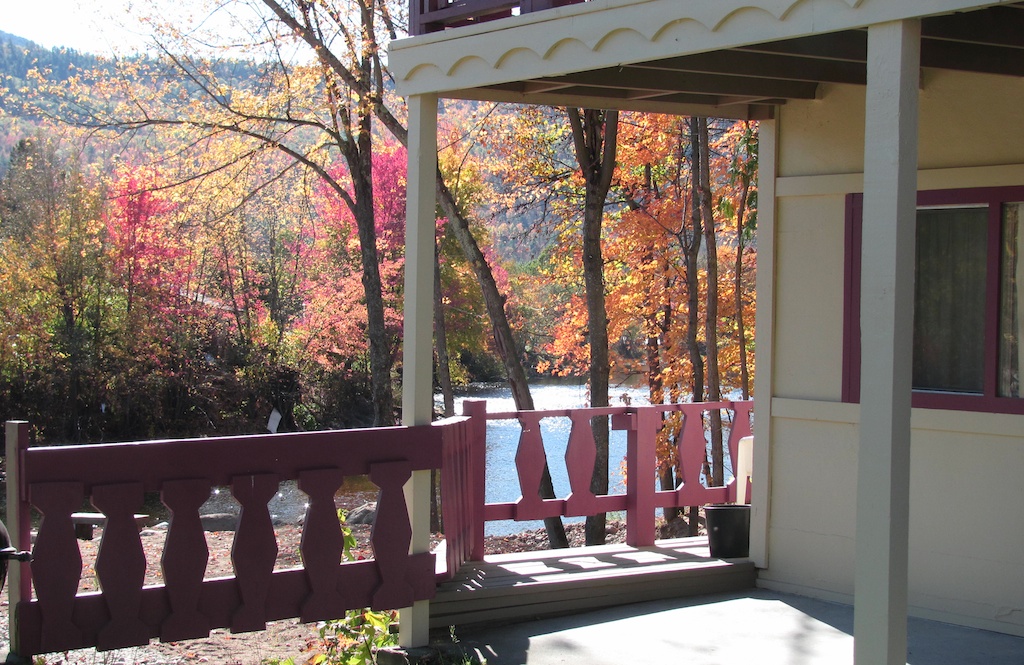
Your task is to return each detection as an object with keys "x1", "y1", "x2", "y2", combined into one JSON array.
[
  {"x1": 2, "y1": 1, "x2": 314, "y2": 61},
  {"x1": 1, "y1": 0, "x2": 147, "y2": 53}
]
